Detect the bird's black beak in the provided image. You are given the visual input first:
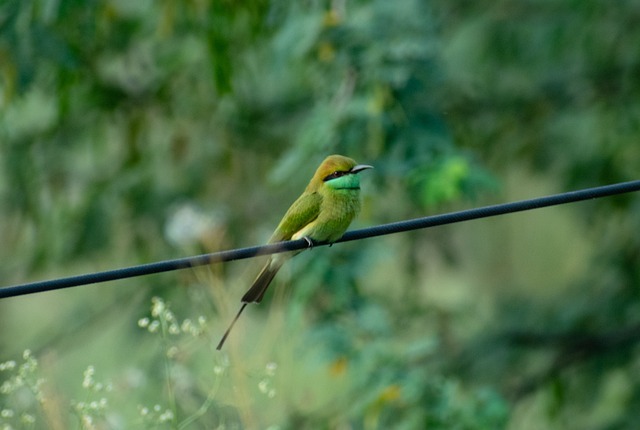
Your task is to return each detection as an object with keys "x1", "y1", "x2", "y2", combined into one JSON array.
[{"x1": 350, "y1": 164, "x2": 374, "y2": 174}]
